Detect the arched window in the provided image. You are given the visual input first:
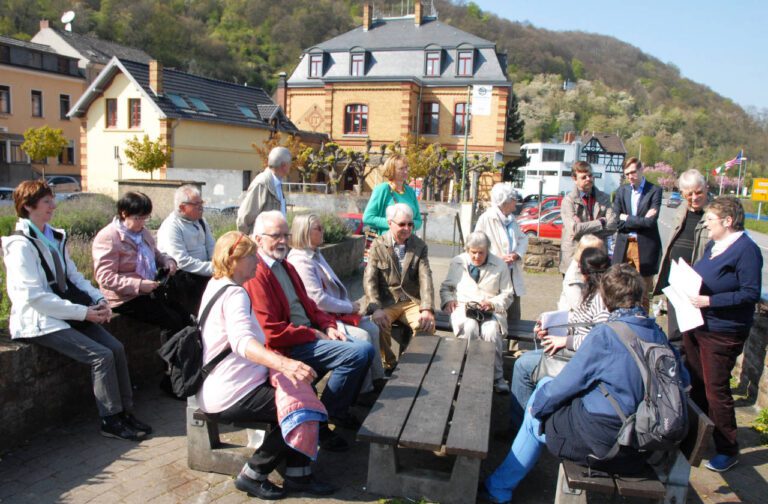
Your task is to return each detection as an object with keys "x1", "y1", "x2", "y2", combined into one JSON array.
[{"x1": 344, "y1": 104, "x2": 368, "y2": 134}]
